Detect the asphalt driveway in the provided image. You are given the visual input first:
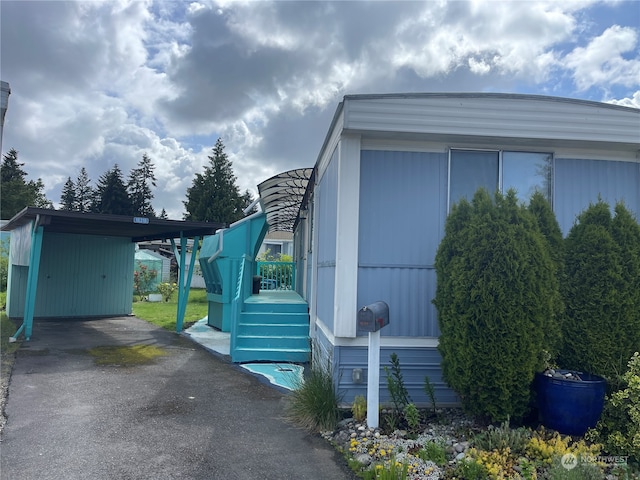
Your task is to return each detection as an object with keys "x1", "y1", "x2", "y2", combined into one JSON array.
[{"x1": 1, "y1": 316, "x2": 354, "y2": 480}]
